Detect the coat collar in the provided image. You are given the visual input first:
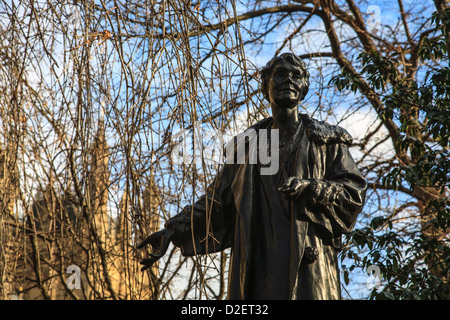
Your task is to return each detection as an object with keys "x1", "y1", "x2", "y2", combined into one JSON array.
[{"x1": 249, "y1": 113, "x2": 353, "y2": 146}]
